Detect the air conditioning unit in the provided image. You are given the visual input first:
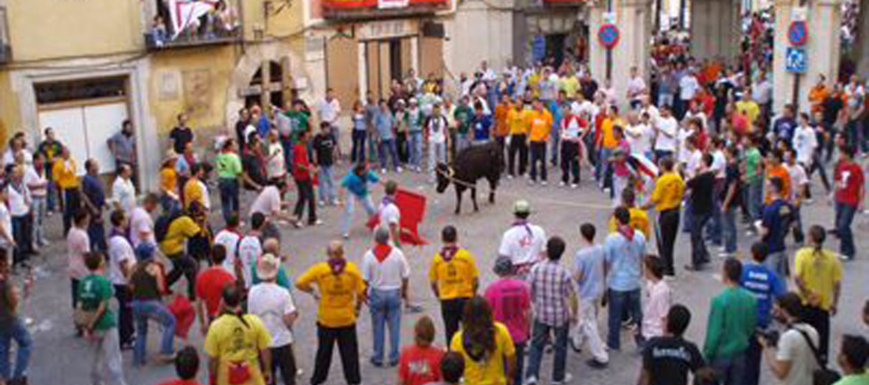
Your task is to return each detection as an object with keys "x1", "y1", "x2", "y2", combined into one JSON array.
[{"x1": 0, "y1": 44, "x2": 10, "y2": 64}]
